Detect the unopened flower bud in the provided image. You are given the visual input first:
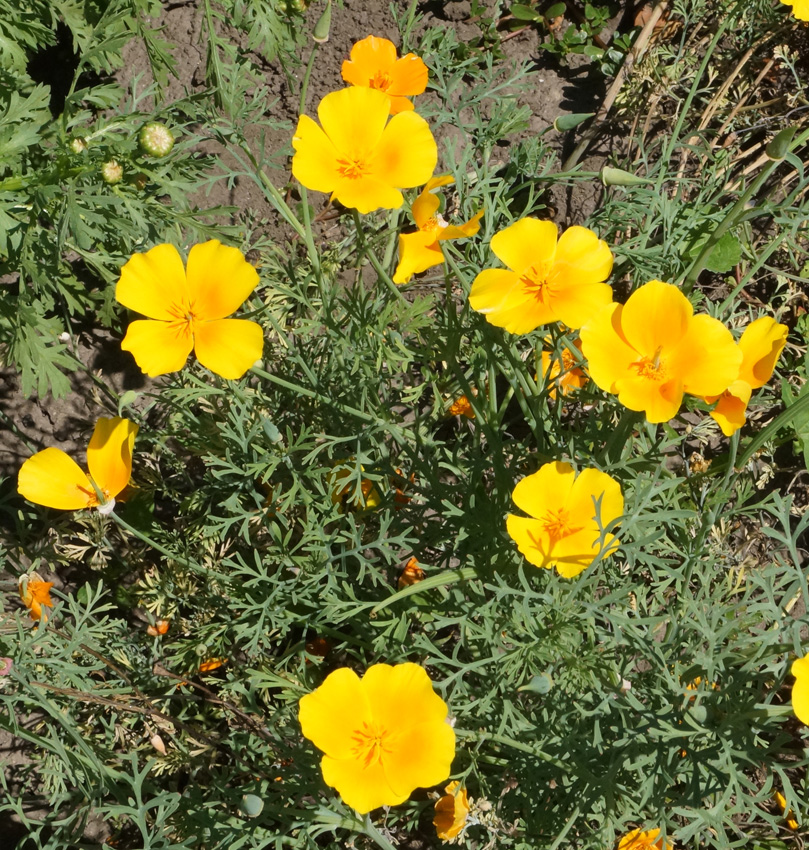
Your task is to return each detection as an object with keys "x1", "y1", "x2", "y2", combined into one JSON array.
[
  {"x1": 139, "y1": 122, "x2": 175, "y2": 158},
  {"x1": 70, "y1": 137, "x2": 87, "y2": 154},
  {"x1": 101, "y1": 160, "x2": 123, "y2": 185}
]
